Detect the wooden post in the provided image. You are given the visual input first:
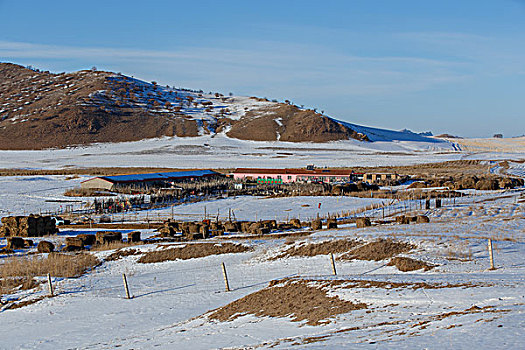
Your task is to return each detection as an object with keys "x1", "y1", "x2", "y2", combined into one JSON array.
[
  {"x1": 47, "y1": 273, "x2": 54, "y2": 296},
  {"x1": 122, "y1": 273, "x2": 131, "y2": 299},
  {"x1": 221, "y1": 262, "x2": 230, "y2": 292},
  {"x1": 330, "y1": 253, "x2": 337, "y2": 276},
  {"x1": 488, "y1": 239, "x2": 495, "y2": 270}
]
